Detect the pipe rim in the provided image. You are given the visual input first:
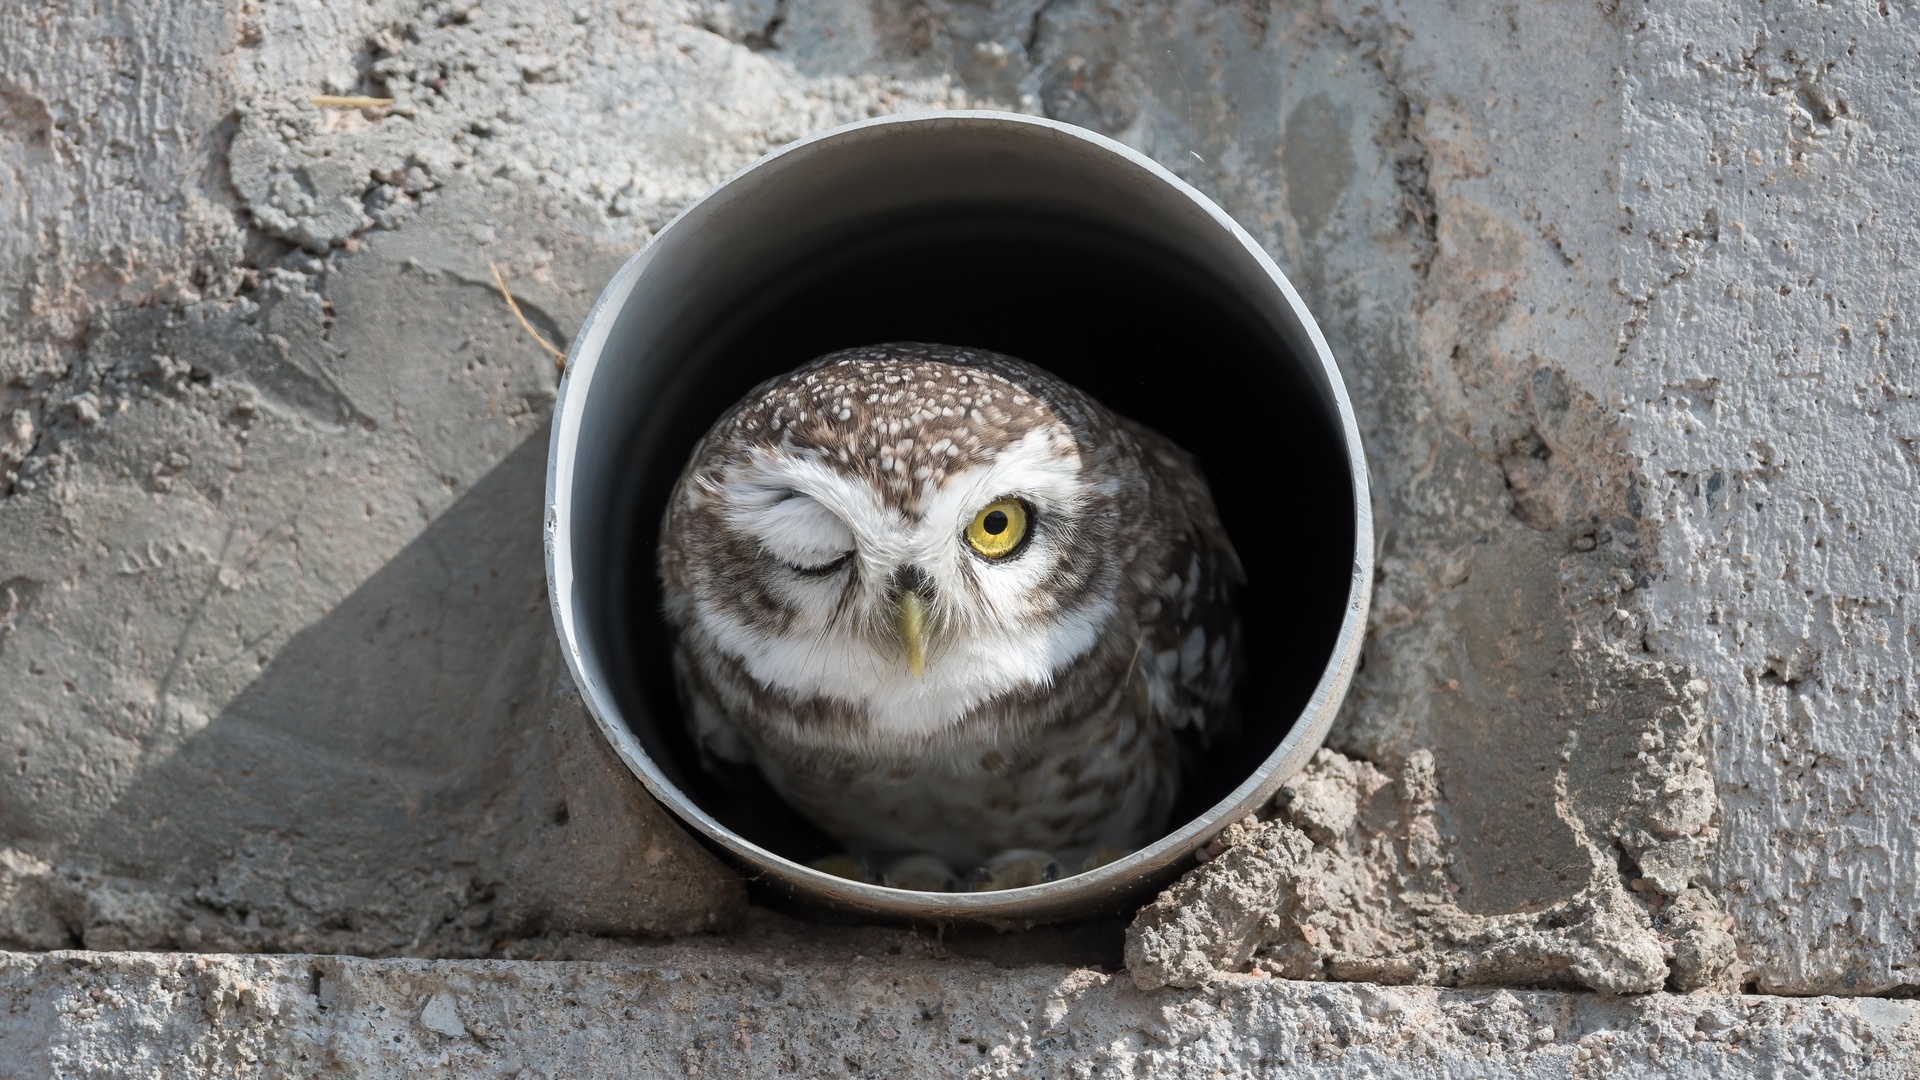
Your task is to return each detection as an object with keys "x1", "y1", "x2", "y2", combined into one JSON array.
[{"x1": 545, "y1": 110, "x2": 1374, "y2": 920}]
